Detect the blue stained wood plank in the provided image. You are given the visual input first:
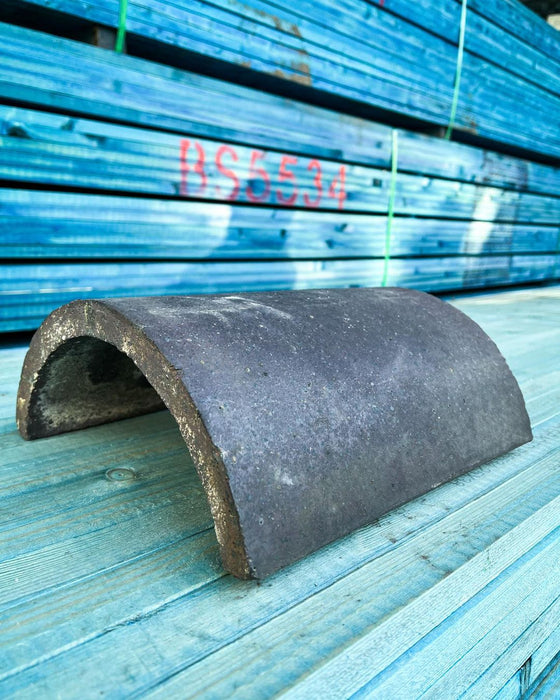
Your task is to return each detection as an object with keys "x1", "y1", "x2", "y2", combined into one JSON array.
[
  {"x1": 524, "y1": 620, "x2": 560, "y2": 696},
  {"x1": 352, "y1": 544, "x2": 560, "y2": 698},
  {"x1": 459, "y1": 597, "x2": 560, "y2": 699},
  {"x1": 276, "y1": 500, "x2": 560, "y2": 699},
  {"x1": 493, "y1": 672, "x2": 526, "y2": 700},
  {"x1": 1, "y1": 190, "x2": 559, "y2": 261},
  {"x1": 0, "y1": 256, "x2": 558, "y2": 332},
  {"x1": 4, "y1": 416, "x2": 560, "y2": 697},
  {"x1": 0, "y1": 346, "x2": 26, "y2": 434},
  {"x1": 0, "y1": 432, "x2": 215, "y2": 607},
  {"x1": 0, "y1": 56, "x2": 557, "y2": 200},
  {"x1": 528, "y1": 654, "x2": 560, "y2": 698},
  {"x1": 5, "y1": 0, "x2": 560, "y2": 159},
  {"x1": 3, "y1": 126, "x2": 560, "y2": 224}
]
